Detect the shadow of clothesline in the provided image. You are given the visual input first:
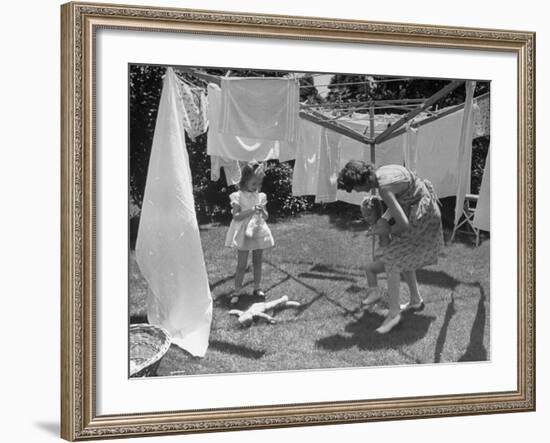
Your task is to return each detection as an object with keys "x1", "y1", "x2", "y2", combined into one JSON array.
[
  {"x1": 209, "y1": 340, "x2": 266, "y2": 360},
  {"x1": 459, "y1": 283, "x2": 488, "y2": 362},
  {"x1": 434, "y1": 292, "x2": 457, "y2": 363}
]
